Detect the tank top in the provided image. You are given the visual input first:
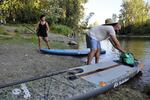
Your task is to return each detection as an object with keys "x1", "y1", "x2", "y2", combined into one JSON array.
[{"x1": 38, "y1": 22, "x2": 47, "y2": 34}]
